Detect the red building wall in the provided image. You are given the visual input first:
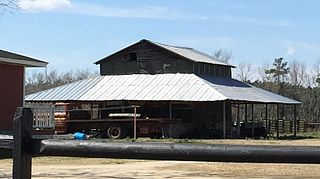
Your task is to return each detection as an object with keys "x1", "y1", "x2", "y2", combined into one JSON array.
[{"x1": 0, "y1": 63, "x2": 24, "y2": 131}]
